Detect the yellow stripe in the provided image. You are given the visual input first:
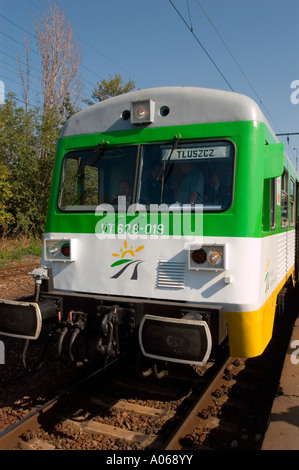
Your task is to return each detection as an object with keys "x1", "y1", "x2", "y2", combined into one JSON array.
[{"x1": 225, "y1": 267, "x2": 294, "y2": 358}]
